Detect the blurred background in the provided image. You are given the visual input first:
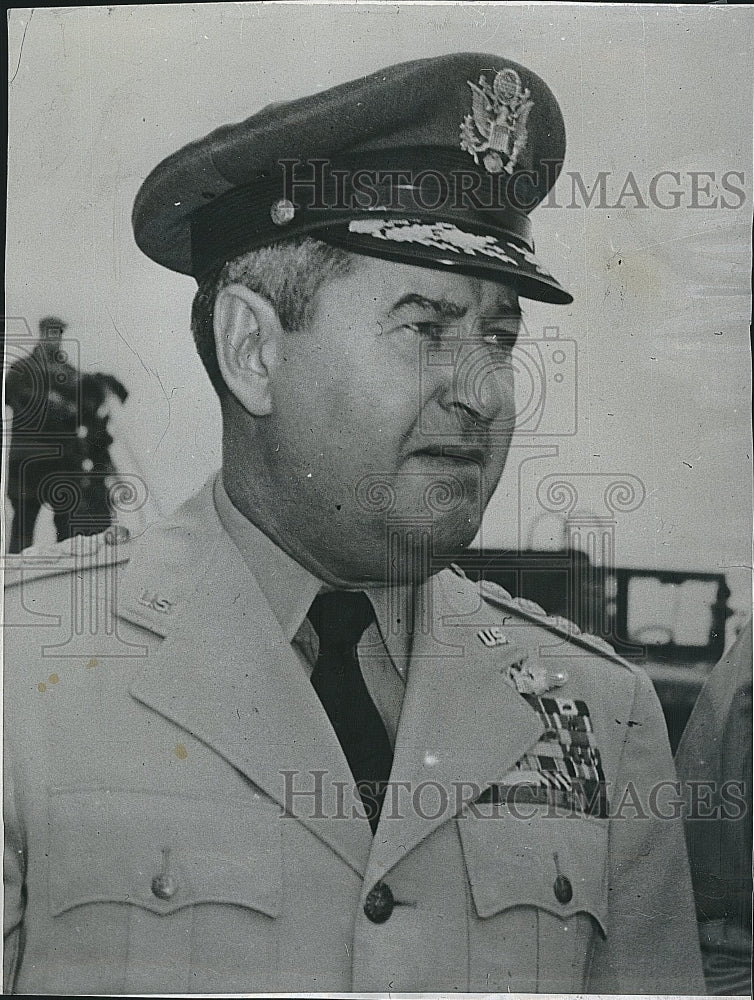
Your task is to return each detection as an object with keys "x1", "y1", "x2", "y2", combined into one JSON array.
[{"x1": 4, "y1": 4, "x2": 753, "y2": 746}]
